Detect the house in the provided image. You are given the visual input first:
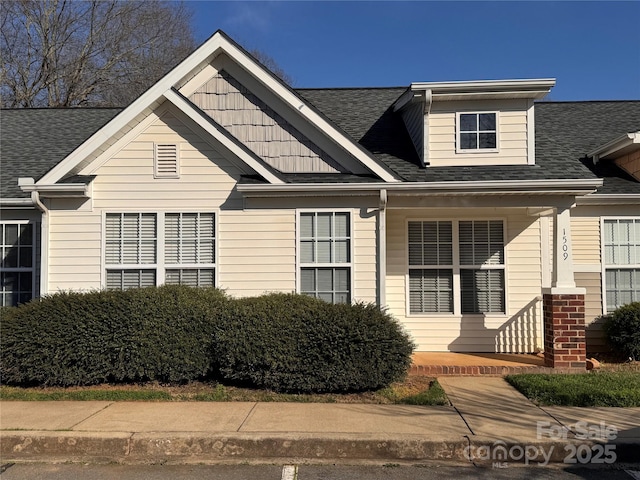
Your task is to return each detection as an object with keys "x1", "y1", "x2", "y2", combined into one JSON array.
[{"x1": 1, "y1": 31, "x2": 639, "y2": 368}]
